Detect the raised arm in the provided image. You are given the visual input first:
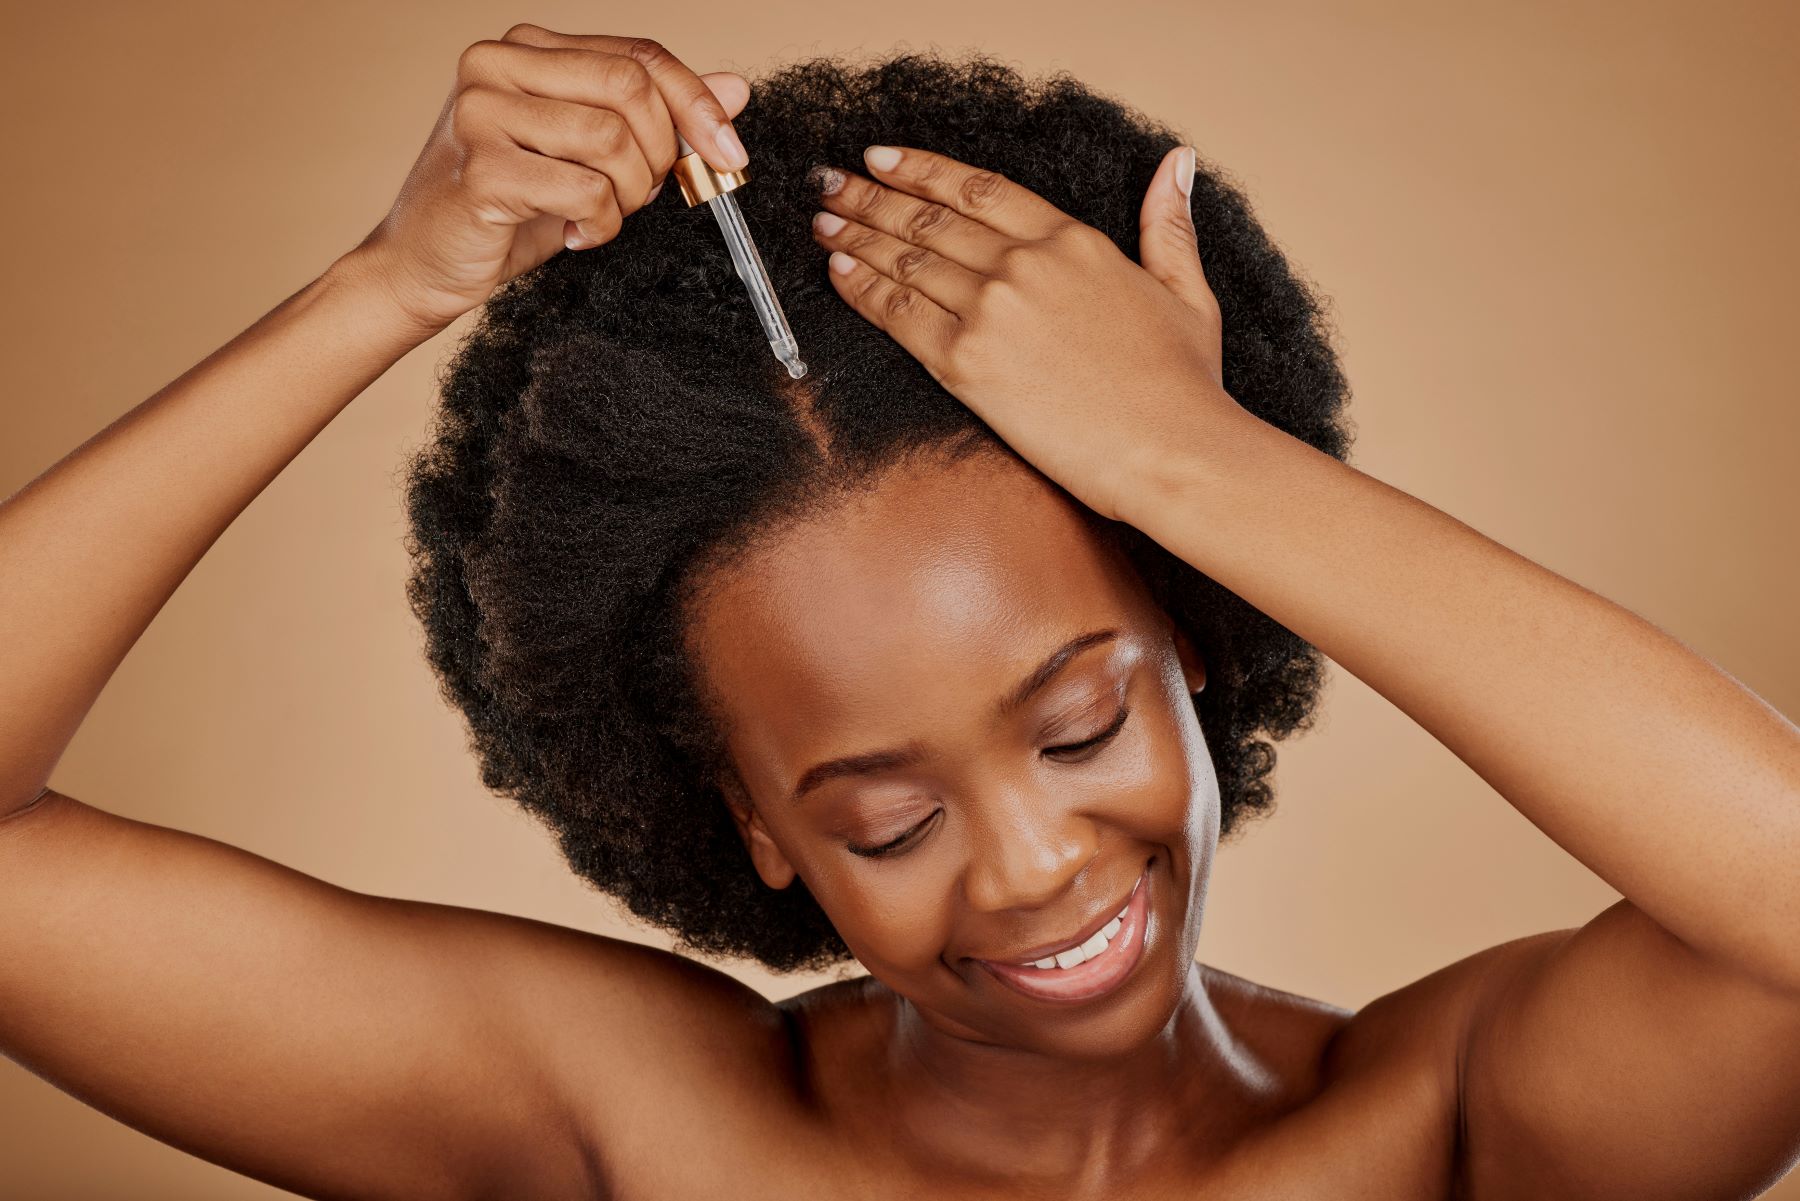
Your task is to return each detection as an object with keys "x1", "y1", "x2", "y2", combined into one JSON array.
[
  {"x1": 787, "y1": 140, "x2": 1800, "y2": 1196},
  {"x1": 0, "y1": 26, "x2": 779, "y2": 1201},
  {"x1": 1128, "y1": 409, "x2": 1800, "y2": 1199},
  {"x1": 0, "y1": 254, "x2": 416, "y2": 811}
]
